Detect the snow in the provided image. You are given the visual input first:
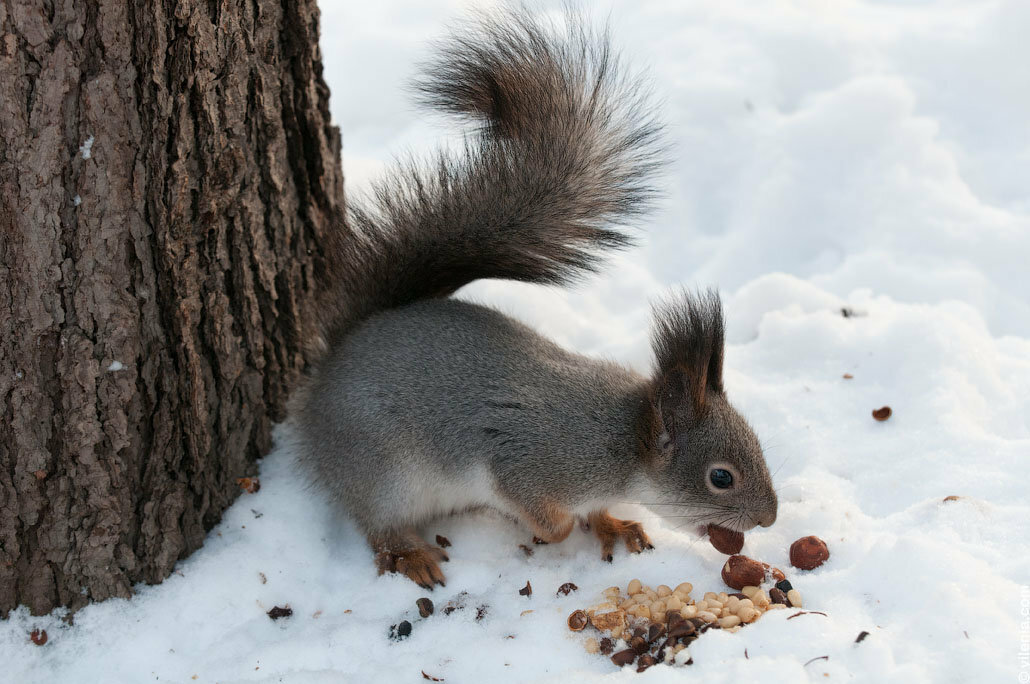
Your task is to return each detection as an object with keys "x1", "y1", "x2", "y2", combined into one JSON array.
[
  {"x1": 79, "y1": 135, "x2": 94, "y2": 159},
  {"x1": 5, "y1": 1, "x2": 1029, "y2": 682},
  {"x1": 72, "y1": 195, "x2": 81, "y2": 206},
  {"x1": 107, "y1": 360, "x2": 124, "y2": 372}
]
